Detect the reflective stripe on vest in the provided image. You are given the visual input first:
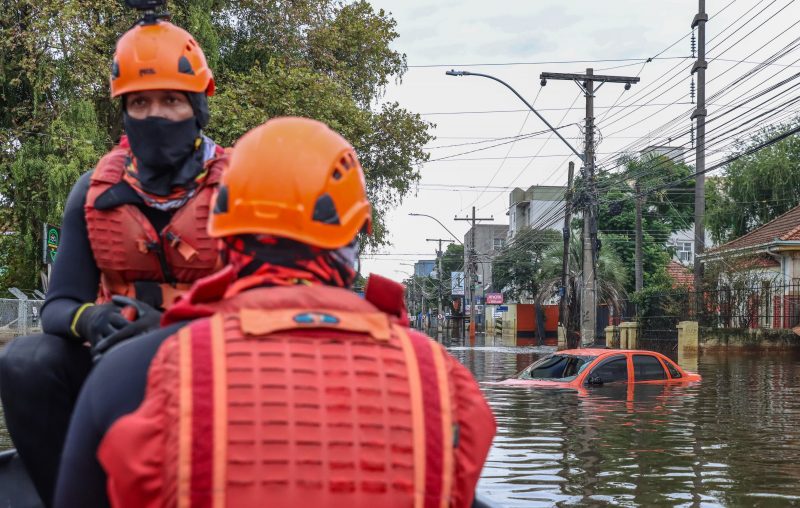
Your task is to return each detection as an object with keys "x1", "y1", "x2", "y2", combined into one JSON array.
[
  {"x1": 395, "y1": 326, "x2": 454, "y2": 508},
  {"x1": 177, "y1": 315, "x2": 227, "y2": 508}
]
